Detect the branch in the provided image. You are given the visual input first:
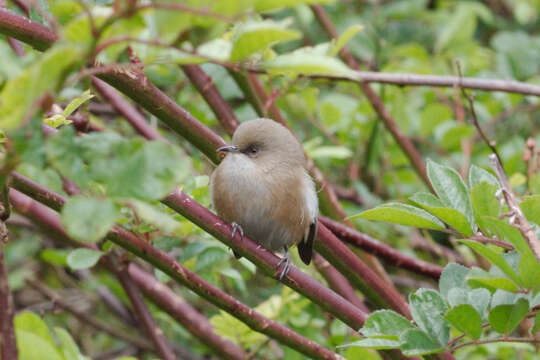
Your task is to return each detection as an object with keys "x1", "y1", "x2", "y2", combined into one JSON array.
[
  {"x1": 181, "y1": 65, "x2": 239, "y2": 136},
  {"x1": 450, "y1": 336, "x2": 540, "y2": 352},
  {"x1": 320, "y1": 216, "x2": 443, "y2": 279},
  {"x1": 26, "y1": 277, "x2": 155, "y2": 352},
  {"x1": 91, "y1": 77, "x2": 166, "y2": 142},
  {"x1": 8, "y1": 185, "x2": 346, "y2": 360},
  {"x1": 310, "y1": 5, "x2": 433, "y2": 193},
  {"x1": 490, "y1": 154, "x2": 540, "y2": 263},
  {"x1": 127, "y1": 264, "x2": 247, "y2": 360},
  {"x1": 0, "y1": 8, "x2": 57, "y2": 50},
  {"x1": 111, "y1": 259, "x2": 176, "y2": 360},
  {"x1": 0, "y1": 240, "x2": 17, "y2": 360}
]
